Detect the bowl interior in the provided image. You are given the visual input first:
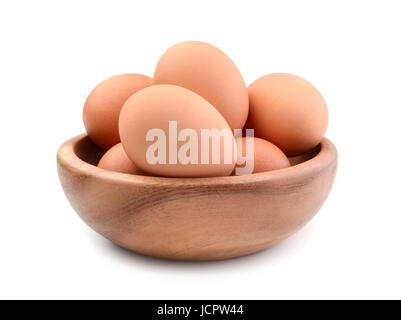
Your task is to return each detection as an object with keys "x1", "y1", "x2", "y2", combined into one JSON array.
[{"x1": 73, "y1": 136, "x2": 321, "y2": 169}]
